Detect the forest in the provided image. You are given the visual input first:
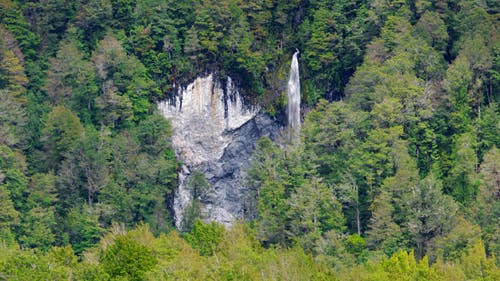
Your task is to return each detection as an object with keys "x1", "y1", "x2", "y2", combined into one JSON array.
[{"x1": 0, "y1": 0, "x2": 499, "y2": 280}]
